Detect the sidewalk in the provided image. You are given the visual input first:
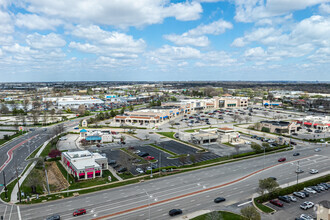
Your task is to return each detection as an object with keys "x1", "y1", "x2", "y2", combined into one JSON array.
[
  {"x1": 108, "y1": 166, "x2": 123, "y2": 181},
  {"x1": 10, "y1": 134, "x2": 58, "y2": 203}
]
